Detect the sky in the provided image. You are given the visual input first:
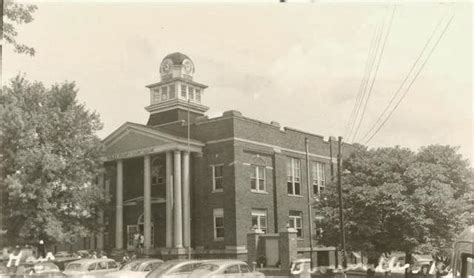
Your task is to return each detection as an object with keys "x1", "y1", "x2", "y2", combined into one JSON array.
[{"x1": 3, "y1": 0, "x2": 473, "y2": 164}]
